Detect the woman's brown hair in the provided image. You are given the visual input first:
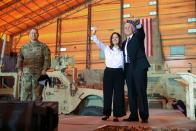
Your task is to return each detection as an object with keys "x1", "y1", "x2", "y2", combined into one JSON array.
[{"x1": 109, "y1": 32, "x2": 122, "y2": 50}]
